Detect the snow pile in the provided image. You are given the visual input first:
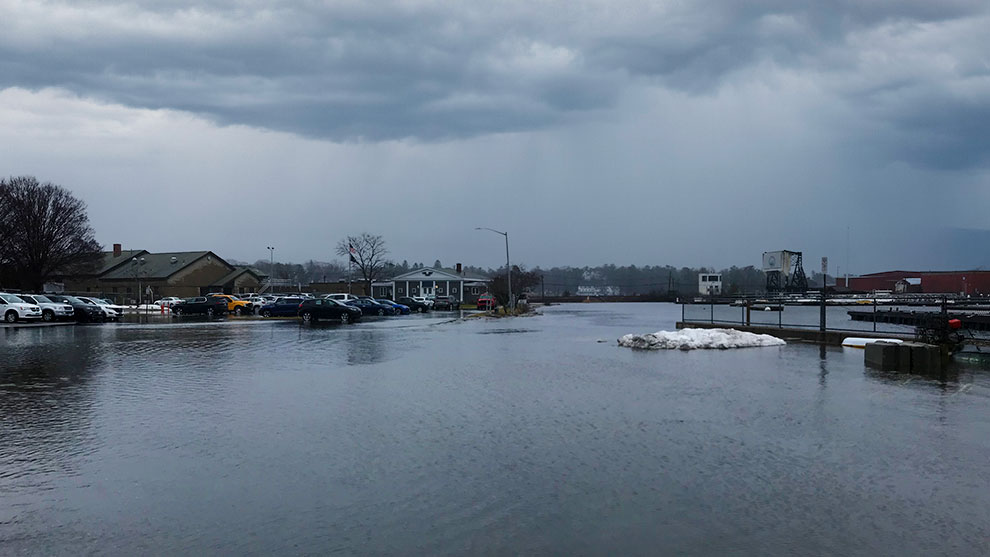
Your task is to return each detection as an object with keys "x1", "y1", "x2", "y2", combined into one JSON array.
[{"x1": 617, "y1": 328, "x2": 785, "y2": 350}]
